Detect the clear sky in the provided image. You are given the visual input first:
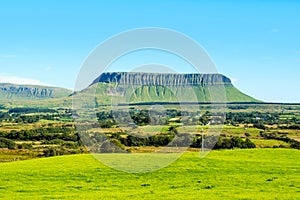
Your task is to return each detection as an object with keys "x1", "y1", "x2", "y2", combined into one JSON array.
[{"x1": 0, "y1": 0, "x2": 300, "y2": 102}]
